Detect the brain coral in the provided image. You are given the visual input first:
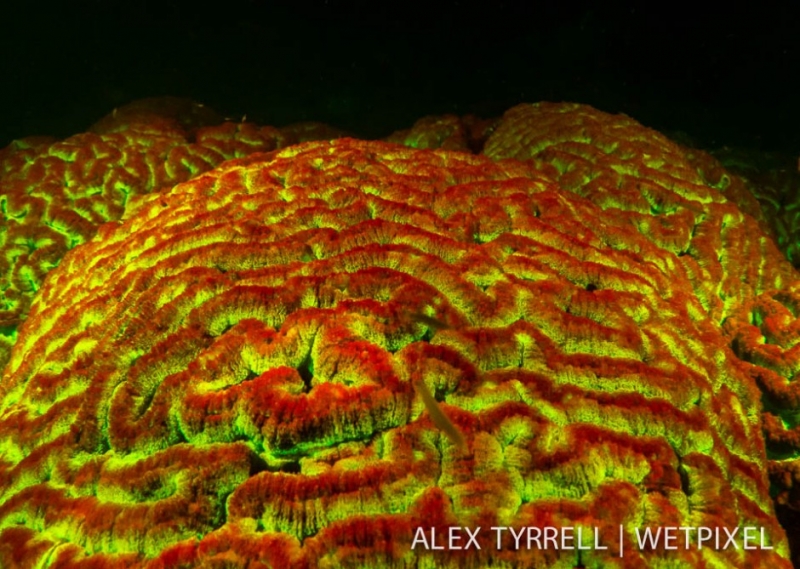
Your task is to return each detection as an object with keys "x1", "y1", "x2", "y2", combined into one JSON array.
[
  {"x1": 0, "y1": 135, "x2": 795, "y2": 568},
  {"x1": 0, "y1": 101, "x2": 261, "y2": 373},
  {"x1": 482, "y1": 102, "x2": 790, "y2": 326},
  {"x1": 0, "y1": 98, "x2": 354, "y2": 375},
  {"x1": 712, "y1": 146, "x2": 800, "y2": 267},
  {"x1": 482, "y1": 103, "x2": 800, "y2": 564}
]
